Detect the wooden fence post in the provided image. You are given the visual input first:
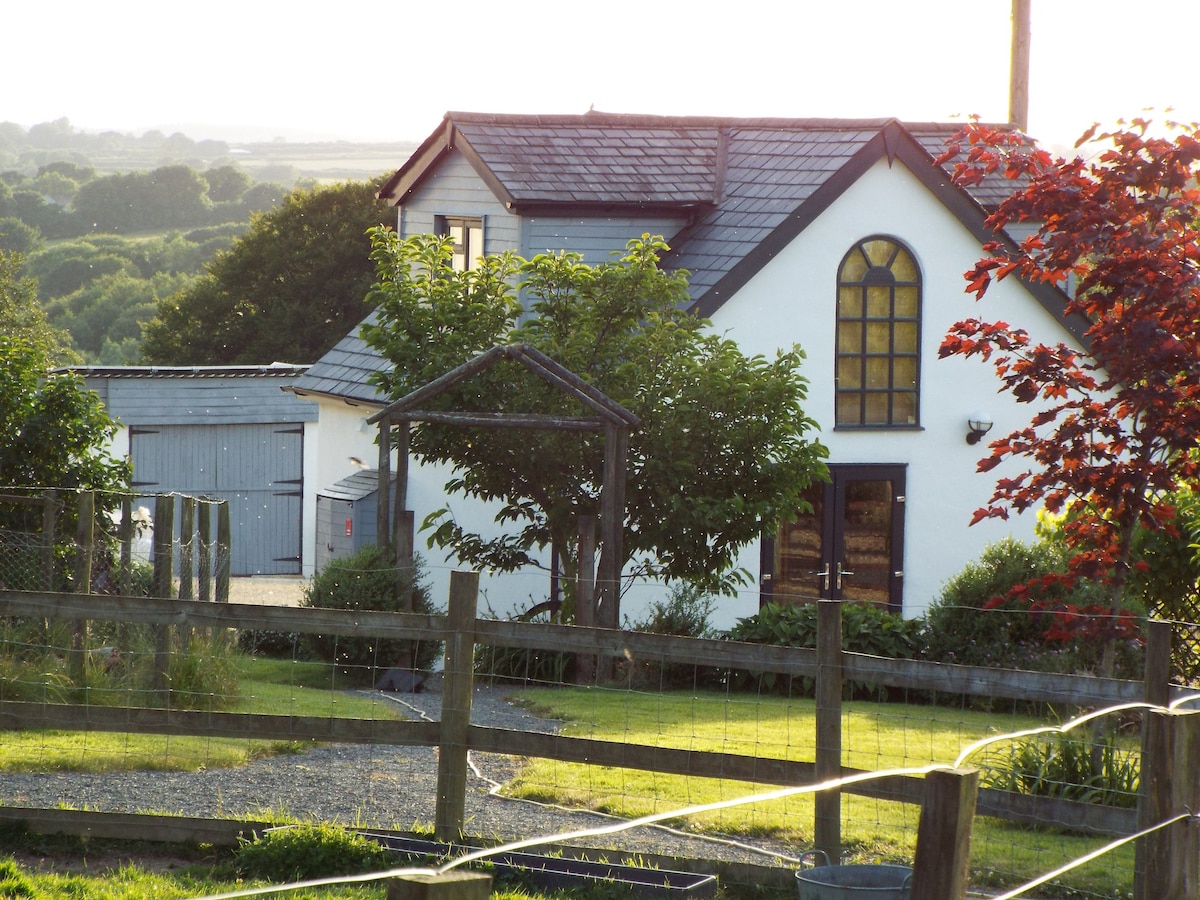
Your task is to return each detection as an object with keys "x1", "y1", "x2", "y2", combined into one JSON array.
[
  {"x1": 151, "y1": 494, "x2": 175, "y2": 697},
  {"x1": 117, "y1": 495, "x2": 133, "y2": 651},
  {"x1": 178, "y1": 496, "x2": 195, "y2": 602},
  {"x1": 117, "y1": 496, "x2": 133, "y2": 597},
  {"x1": 1135, "y1": 708, "x2": 1200, "y2": 900},
  {"x1": 815, "y1": 599, "x2": 843, "y2": 863},
  {"x1": 910, "y1": 767, "x2": 979, "y2": 900},
  {"x1": 436, "y1": 570, "x2": 479, "y2": 840},
  {"x1": 69, "y1": 491, "x2": 94, "y2": 684},
  {"x1": 1142, "y1": 619, "x2": 1171, "y2": 709},
  {"x1": 395, "y1": 509, "x2": 415, "y2": 672},
  {"x1": 215, "y1": 501, "x2": 230, "y2": 603},
  {"x1": 376, "y1": 418, "x2": 392, "y2": 553},
  {"x1": 197, "y1": 500, "x2": 212, "y2": 604},
  {"x1": 40, "y1": 490, "x2": 57, "y2": 592},
  {"x1": 575, "y1": 515, "x2": 596, "y2": 686}
]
